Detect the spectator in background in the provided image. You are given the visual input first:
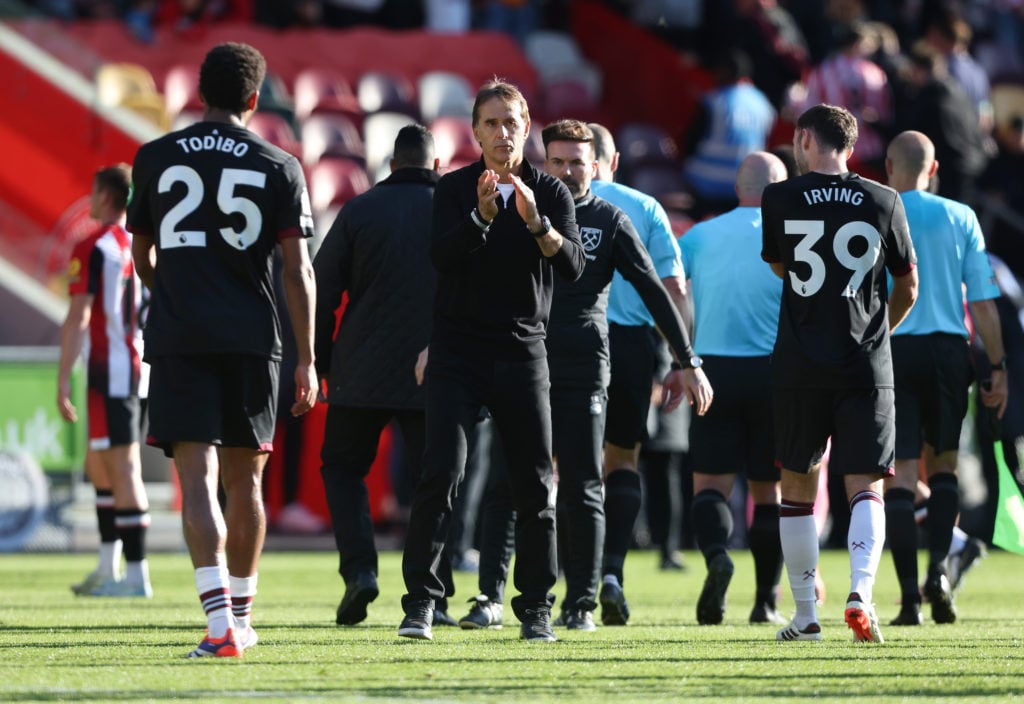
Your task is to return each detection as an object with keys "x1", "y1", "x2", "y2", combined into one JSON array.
[
  {"x1": 899, "y1": 42, "x2": 989, "y2": 207},
  {"x1": 59, "y1": 164, "x2": 153, "y2": 600},
  {"x1": 475, "y1": 0, "x2": 540, "y2": 47},
  {"x1": 313, "y1": 125, "x2": 453, "y2": 627},
  {"x1": 979, "y1": 115, "x2": 1024, "y2": 277},
  {"x1": 683, "y1": 48, "x2": 776, "y2": 220},
  {"x1": 924, "y1": 6, "x2": 993, "y2": 135},
  {"x1": 731, "y1": 0, "x2": 810, "y2": 110},
  {"x1": 787, "y1": 22, "x2": 894, "y2": 181}
]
